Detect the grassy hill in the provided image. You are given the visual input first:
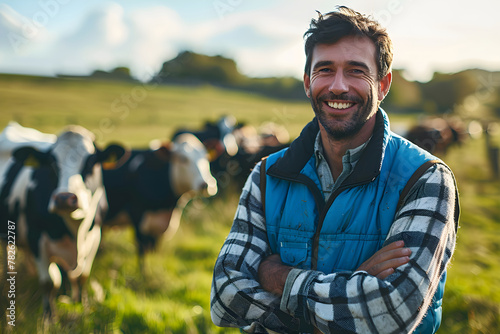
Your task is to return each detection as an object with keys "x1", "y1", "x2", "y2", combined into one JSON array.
[
  {"x1": 0, "y1": 74, "x2": 499, "y2": 333},
  {"x1": 0, "y1": 74, "x2": 313, "y2": 147}
]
